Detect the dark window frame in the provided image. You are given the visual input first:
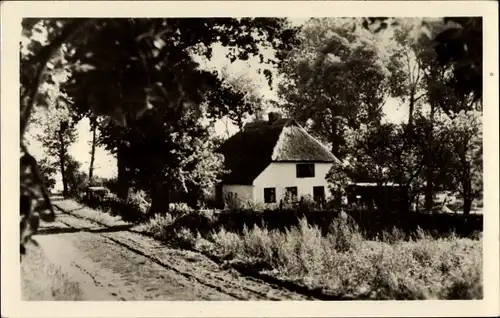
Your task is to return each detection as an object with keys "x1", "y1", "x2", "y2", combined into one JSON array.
[
  {"x1": 264, "y1": 187, "x2": 276, "y2": 203},
  {"x1": 296, "y1": 163, "x2": 315, "y2": 178},
  {"x1": 313, "y1": 186, "x2": 325, "y2": 202}
]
